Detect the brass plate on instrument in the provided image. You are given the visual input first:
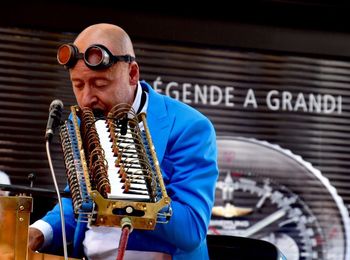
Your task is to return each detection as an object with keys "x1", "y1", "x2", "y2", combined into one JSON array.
[
  {"x1": 0, "y1": 196, "x2": 32, "y2": 260},
  {"x1": 91, "y1": 191, "x2": 170, "y2": 230}
]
